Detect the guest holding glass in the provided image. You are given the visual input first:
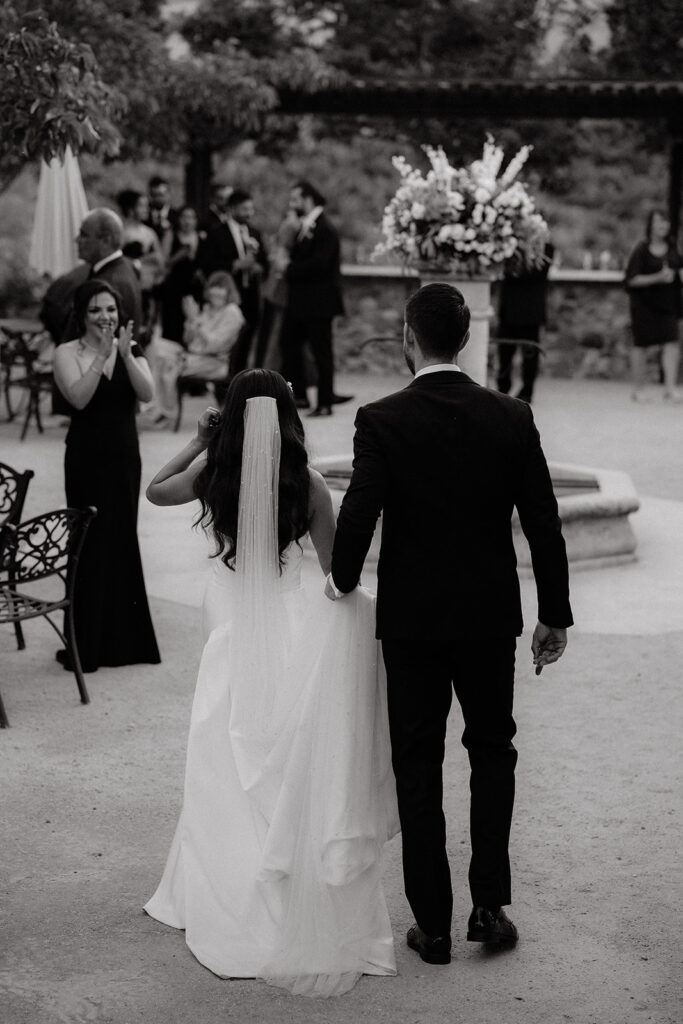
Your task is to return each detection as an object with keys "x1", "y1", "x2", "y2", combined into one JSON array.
[
  {"x1": 53, "y1": 280, "x2": 161, "y2": 673},
  {"x1": 625, "y1": 209, "x2": 683, "y2": 402}
]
